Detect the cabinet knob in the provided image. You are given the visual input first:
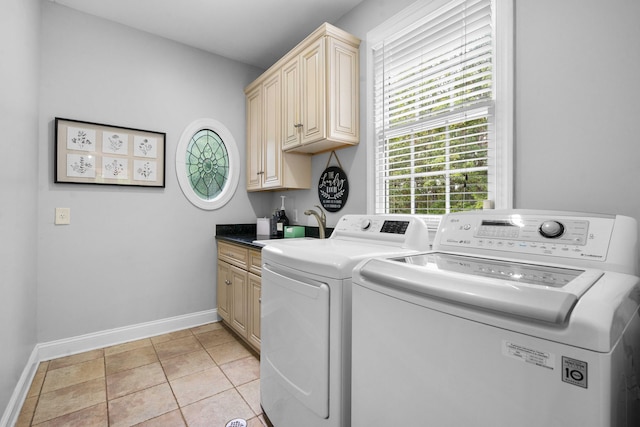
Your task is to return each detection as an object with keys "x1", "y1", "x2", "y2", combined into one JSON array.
[
  {"x1": 259, "y1": 298, "x2": 262, "y2": 304},
  {"x1": 225, "y1": 280, "x2": 231, "y2": 285},
  {"x1": 294, "y1": 123, "x2": 303, "y2": 128}
]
